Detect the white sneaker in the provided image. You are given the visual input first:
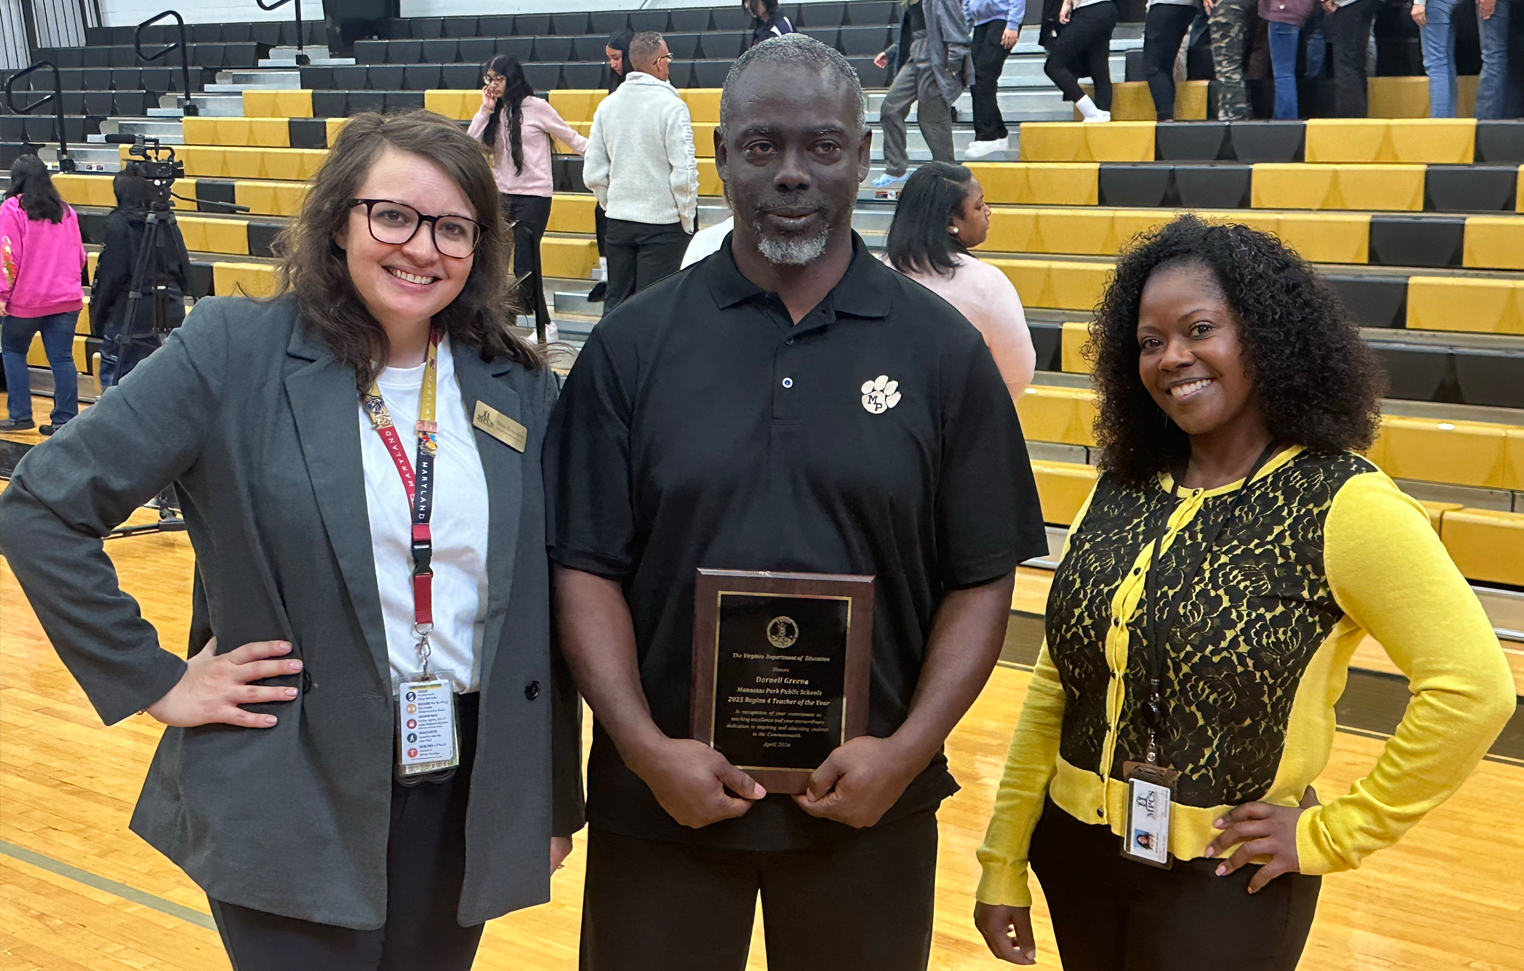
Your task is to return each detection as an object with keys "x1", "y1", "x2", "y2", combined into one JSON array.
[
  {"x1": 964, "y1": 136, "x2": 1009, "y2": 158},
  {"x1": 1083, "y1": 111, "x2": 1112, "y2": 123}
]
